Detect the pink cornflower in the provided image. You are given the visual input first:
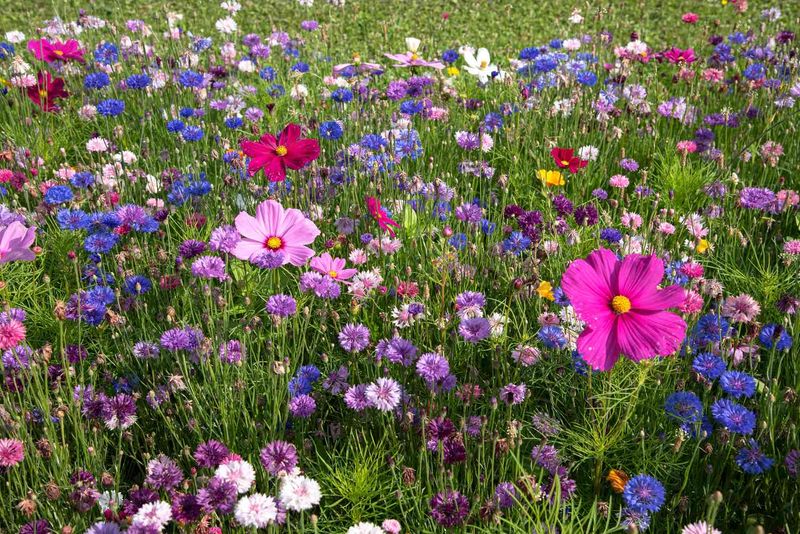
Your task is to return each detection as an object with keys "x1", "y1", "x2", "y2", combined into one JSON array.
[
  {"x1": 609, "y1": 175, "x2": 629, "y2": 188},
  {"x1": 561, "y1": 249, "x2": 686, "y2": 371},
  {"x1": 0, "y1": 318, "x2": 26, "y2": 350},
  {"x1": 676, "y1": 140, "x2": 697, "y2": 154},
  {"x1": 0, "y1": 438, "x2": 24, "y2": 467},
  {"x1": 365, "y1": 377, "x2": 401, "y2": 411},
  {"x1": 759, "y1": 141, "x2": 784, "y2": 167},
  {"x1": 722, "y1": 294, "x2": 761, "y2": 323},
  {"x1": 0, "y1": 221, "x2": 37, "y2": 263},
  {"x1": 679, "y1": 290, "x2": 704, "y2": 314},
  {"x1": 28, "y1": 38, "x2": 85, "y2": 63},
  {"x1": 232, "y1": 200, "x2": 320, "y2": 267},
  {"x1": 702, "y1": 68, "x2": 725, "y2": 83},
  {"x1": 621, "y1": 212, "x2": 643, "y2": 230},
  {"x1": 681, "y1": 12, "x2": 699, "y2": 23},
  {"x1": 310, "y1": 252, "x2": 357, "y2": 281},
  {"x1": 658, "y1": 222, "x2": 676, "y2": 235},
  {"x1": 679, "y1": 261, "x2": 704, "y2": 279},
  {"x1": 784, "y1": 240, "x2": 800, "y2": 255}
]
